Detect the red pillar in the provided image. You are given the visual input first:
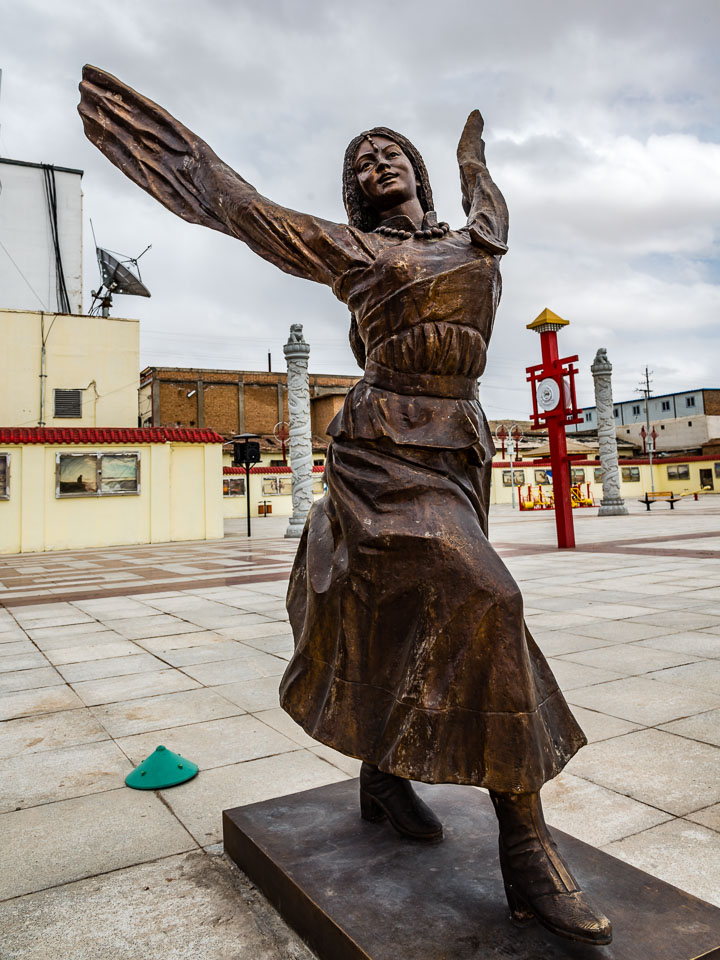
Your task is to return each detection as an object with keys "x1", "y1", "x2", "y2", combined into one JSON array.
[{"x1": 538, "y1": 328, "x2": 575, "y2": 549}]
